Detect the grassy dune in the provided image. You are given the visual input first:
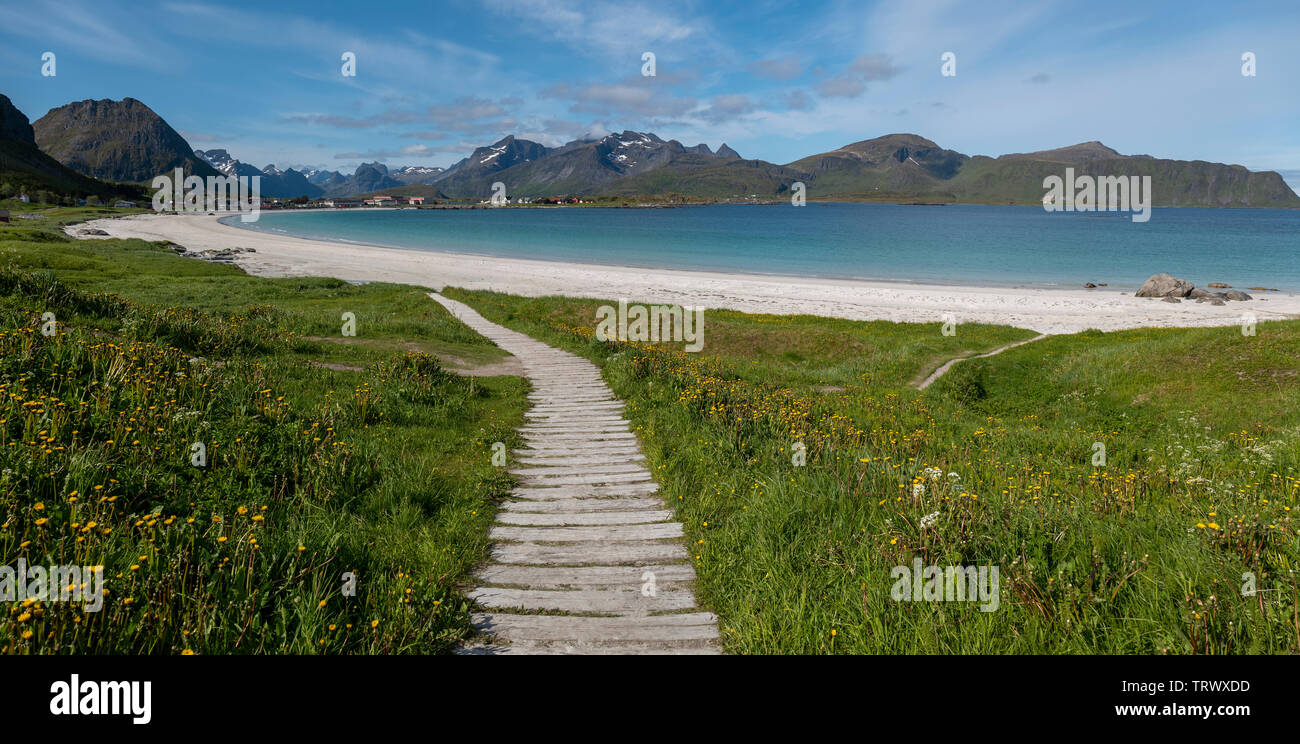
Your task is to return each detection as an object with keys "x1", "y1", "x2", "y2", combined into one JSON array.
[
  {"x1": 1, "y1": 209, "x2": 525, "y2": 654},
  {"x1": 445, "y1": 288, "x2": 1300, "y2": 654}
]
